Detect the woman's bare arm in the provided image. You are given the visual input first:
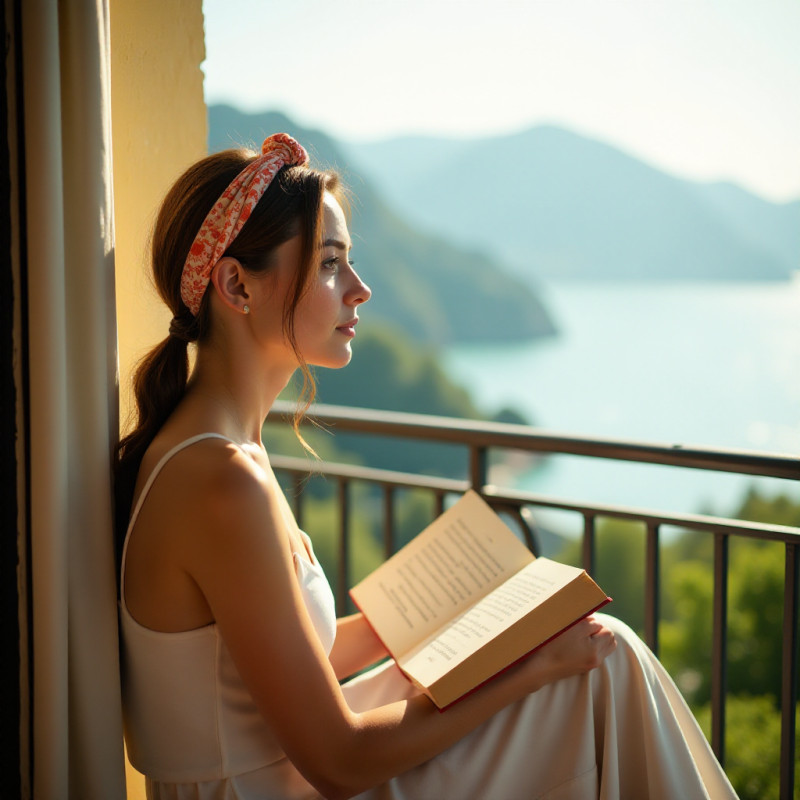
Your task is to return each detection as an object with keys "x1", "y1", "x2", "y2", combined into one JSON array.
[
  {"x1": 177, "y1": 448, "x2": 616, "y2": 800},
  {"x1": 329, "y1": 613, "x2": 389, "y2": 681}
]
